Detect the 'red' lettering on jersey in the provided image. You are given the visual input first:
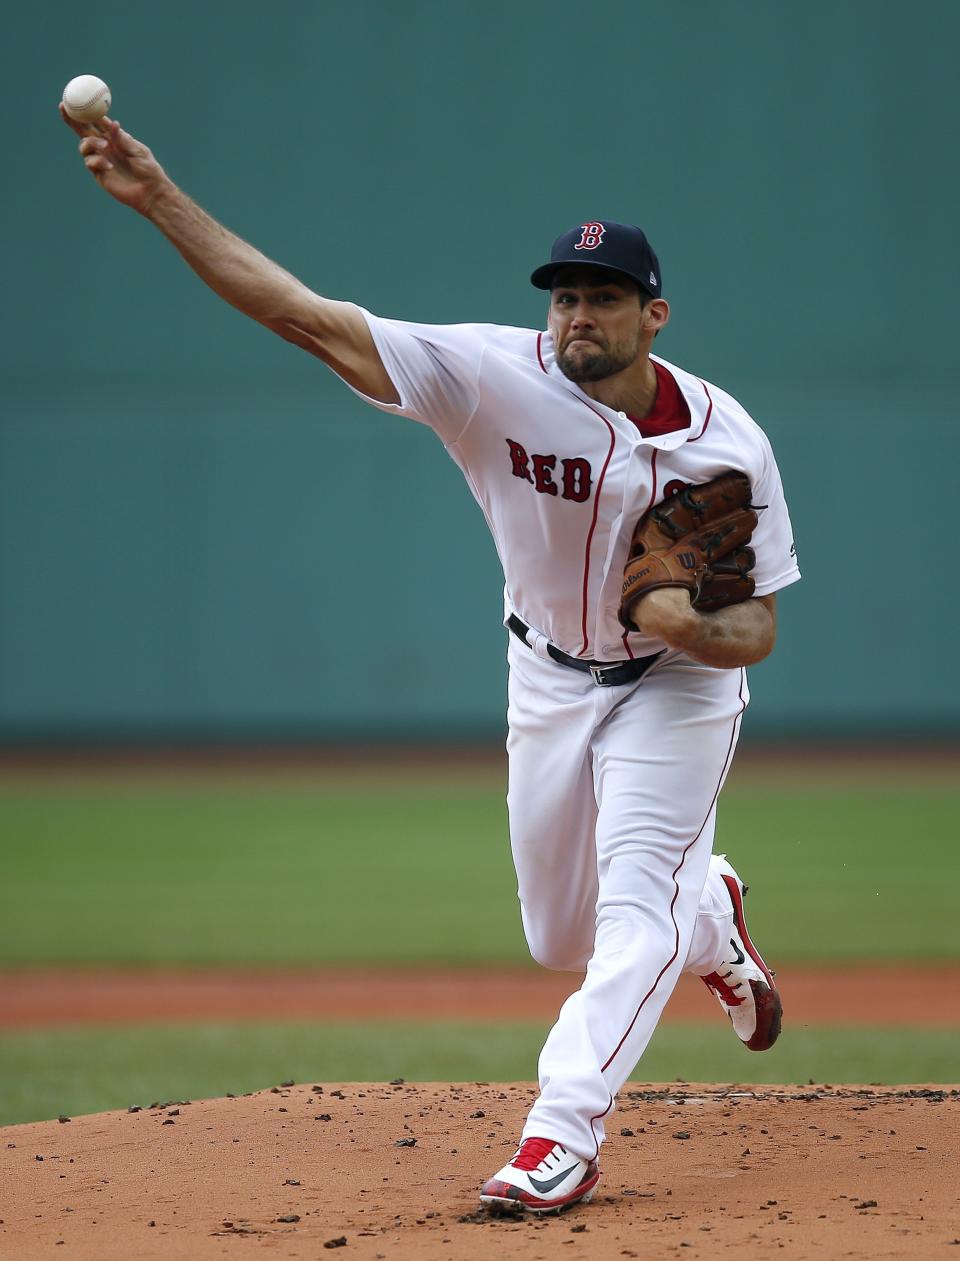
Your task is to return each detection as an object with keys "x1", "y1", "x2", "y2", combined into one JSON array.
[
  {"x1": 561, "y1": 457, "x2": 592, "y2": 503},
  {"x1": 531, "y1": 453, "x2": 559, "y2": 496},
  {"x1": 507, "y1": 442, "x2": 594, "y2": 503},
  {"x1": 506, "y1": 439, "x2": 534, "y2": 482},
  {"x1": 340, "y1": 310, "x2": 801, "y2": 661},
  {"x1": 574, "y1": 222, "x2": 606, "y2": 250}
]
